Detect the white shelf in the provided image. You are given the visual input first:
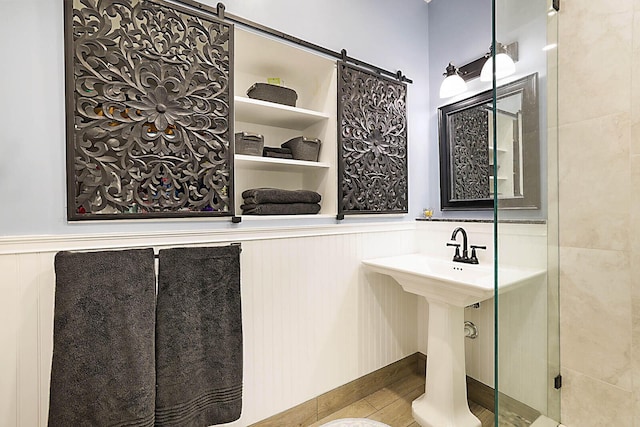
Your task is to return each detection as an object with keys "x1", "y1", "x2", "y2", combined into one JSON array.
[
  {"x1": 238, "y1": 214, "x2": 335, "y2": 220},
  {"x1": 235, "y1": 154, "x2": 330, "y2": 171},
  {"x1": 489, "y1": 176, "x2": 508, "y2": 181},
  {"x1": 235, "y1": 96, "x2": 329, "y2": 130}
]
